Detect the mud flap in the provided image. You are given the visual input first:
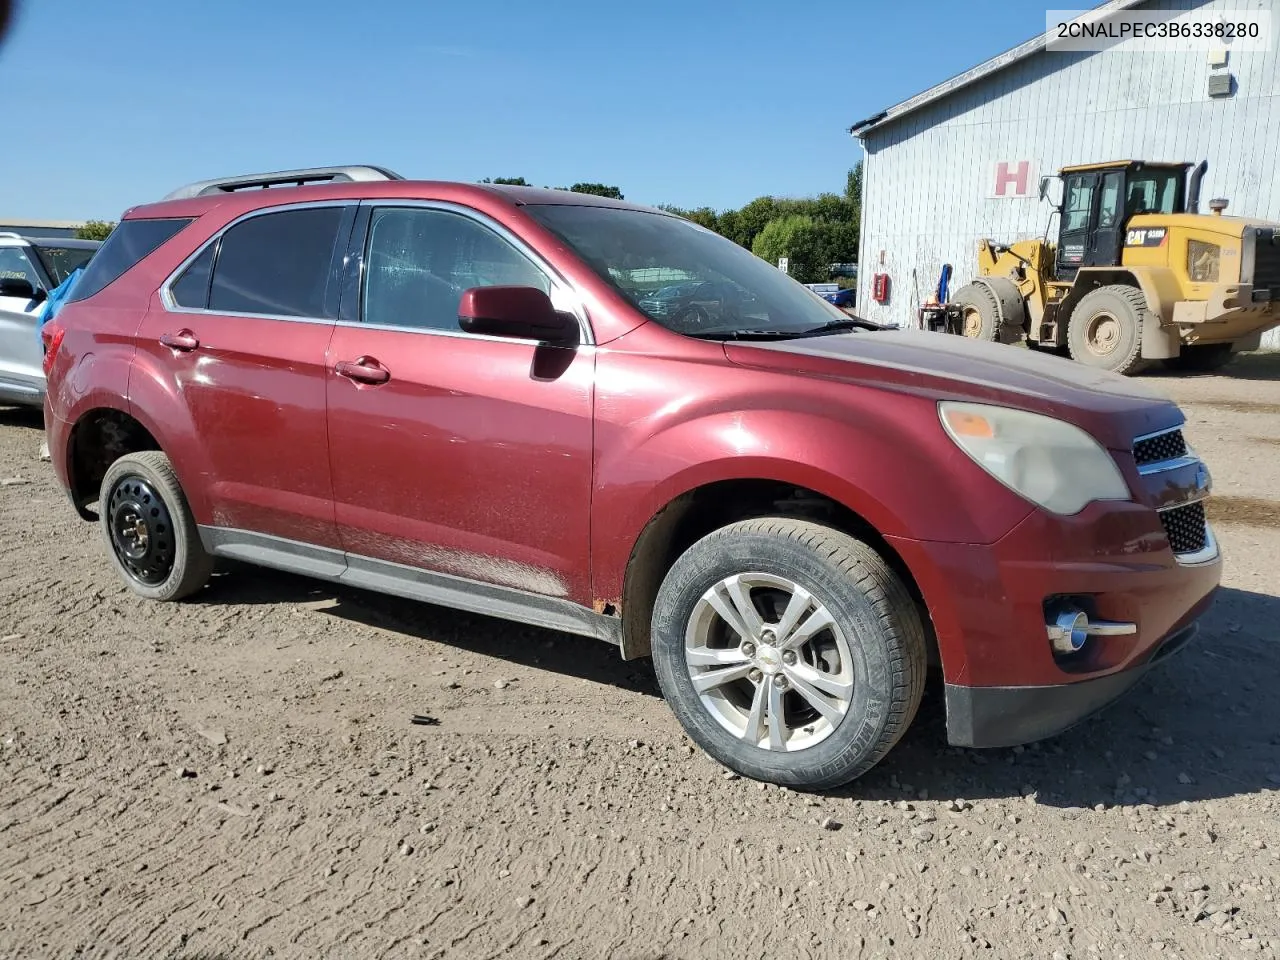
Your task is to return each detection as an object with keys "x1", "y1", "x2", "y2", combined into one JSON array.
[{"x1": 1140, "y1": 314, "x2": 1180, "y2": 360}]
